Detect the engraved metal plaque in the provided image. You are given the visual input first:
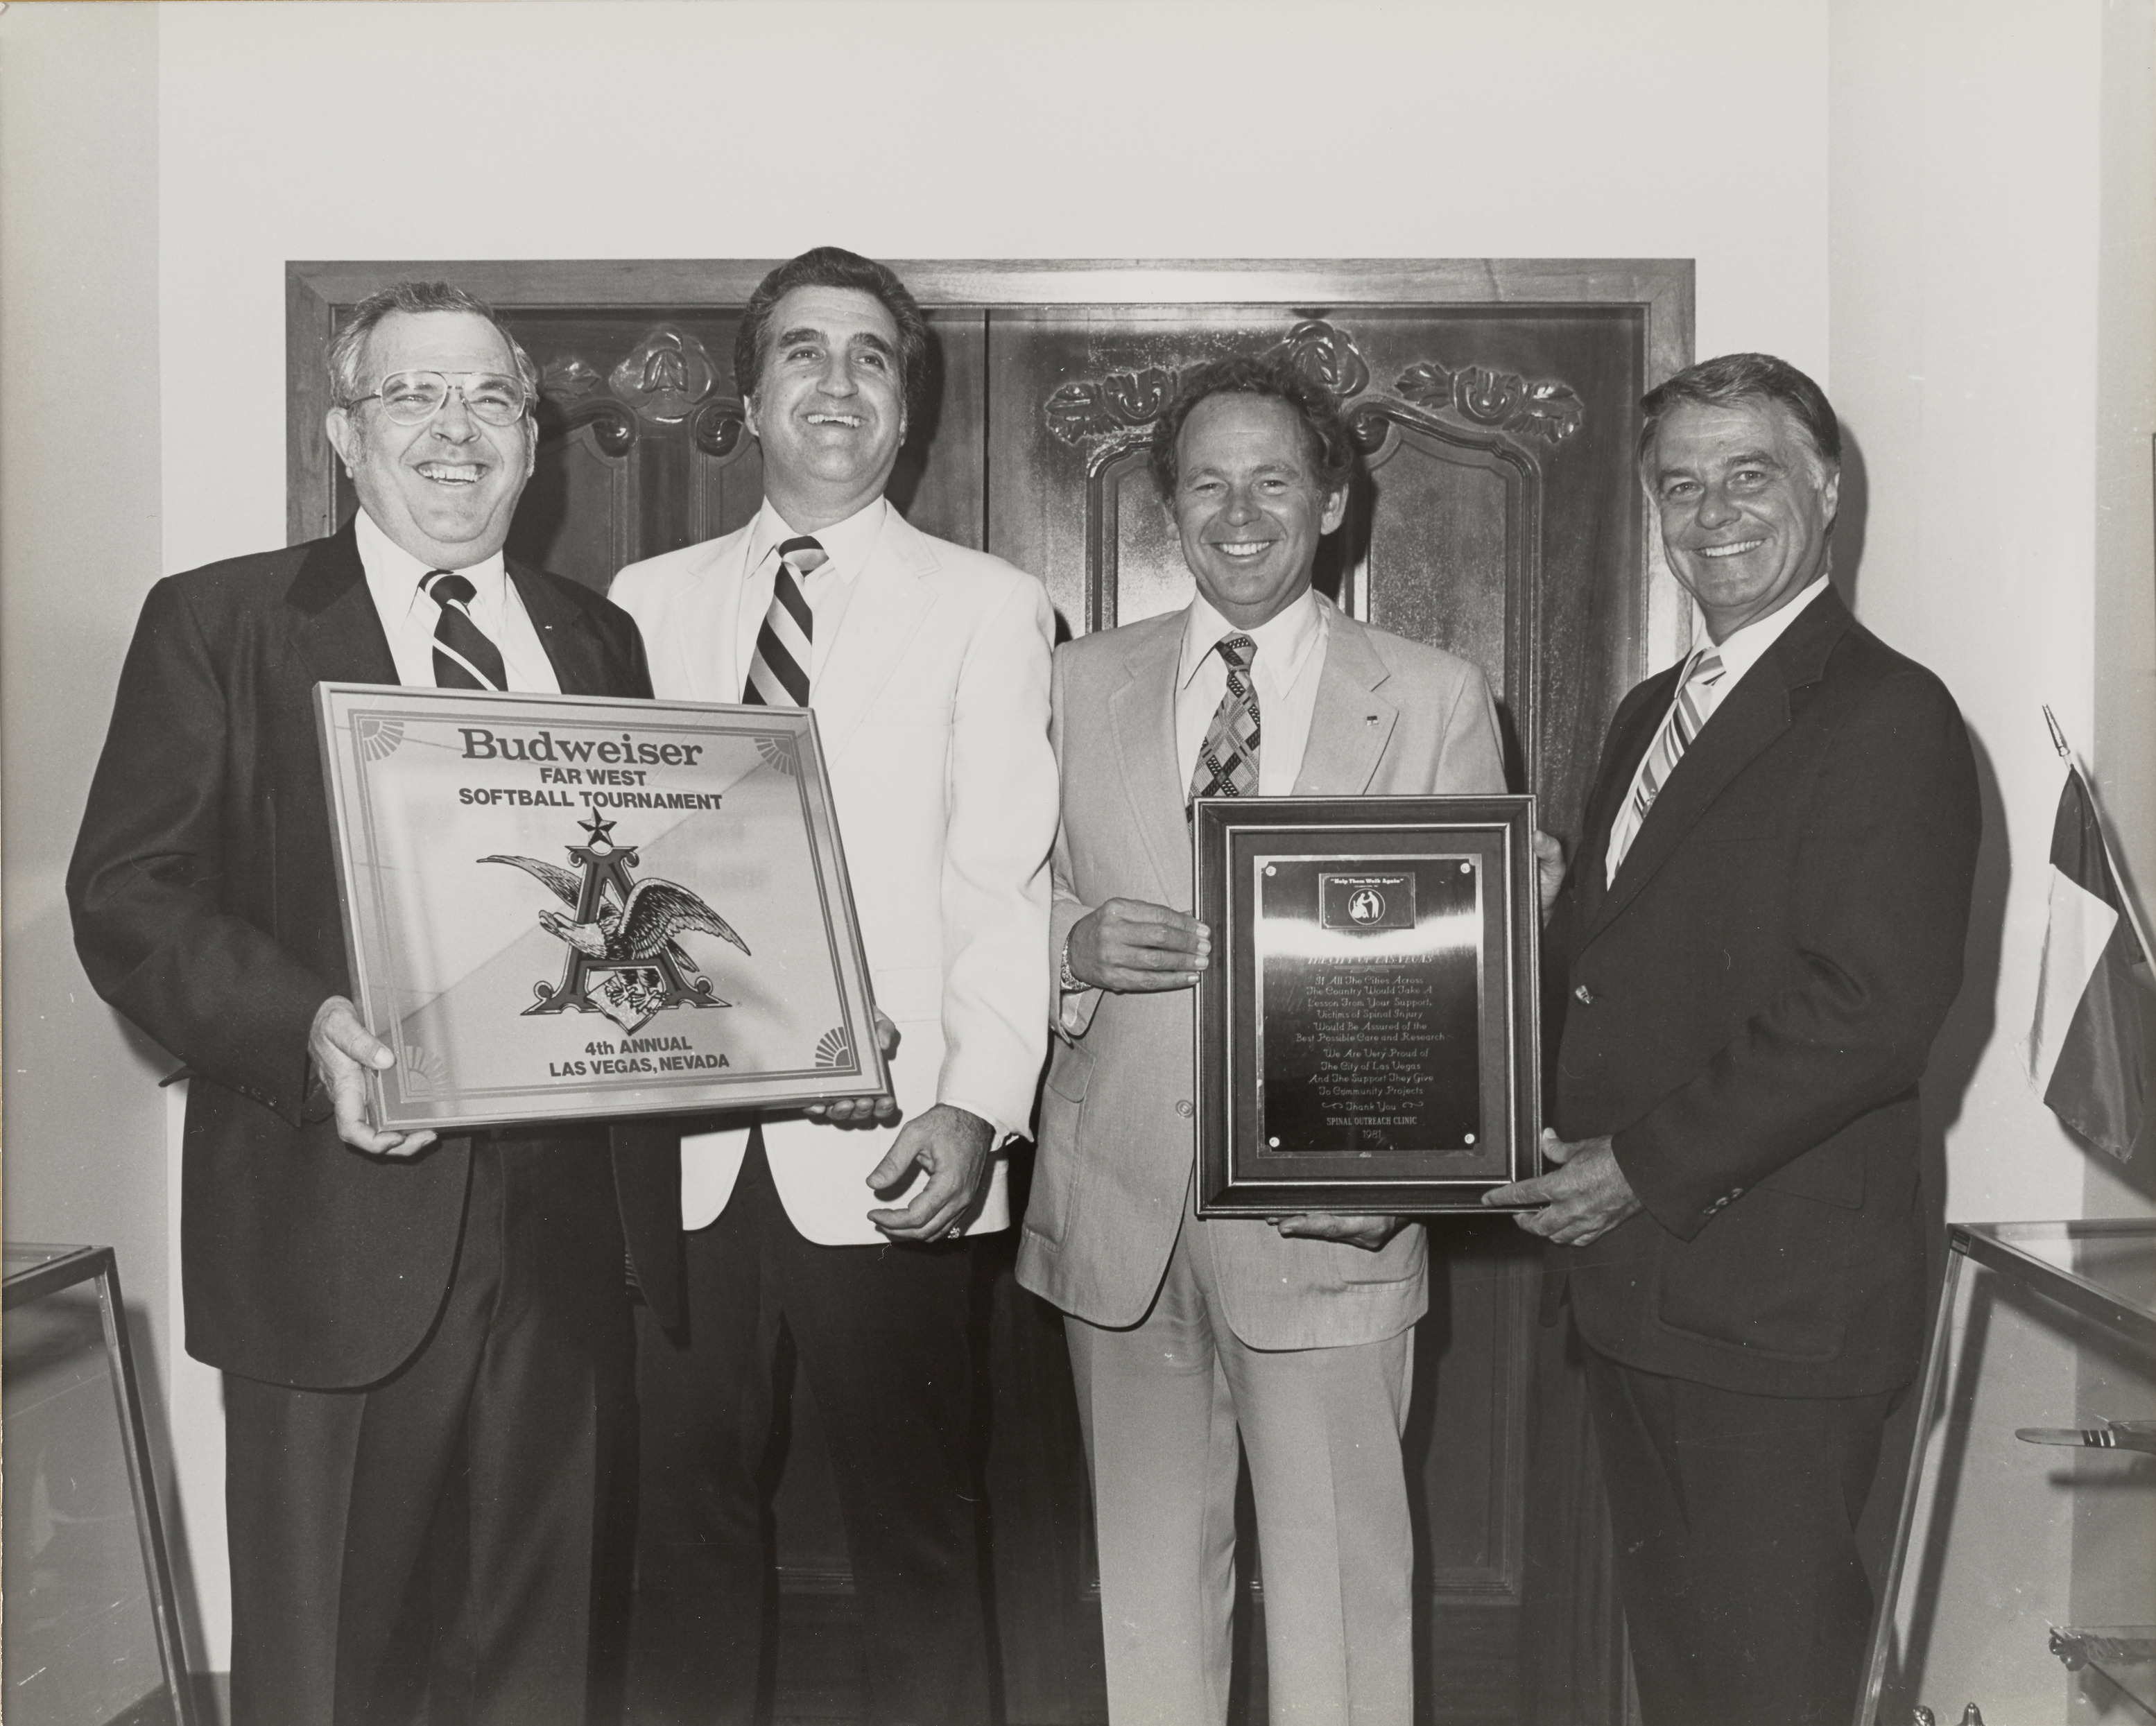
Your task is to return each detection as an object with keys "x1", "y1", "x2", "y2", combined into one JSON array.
[
  {"x1": 1195, "y1": 796, "x2": 1542, "y2": 1214},
  {"x1": 314, "y1": 683, "x2": 886, "y2": 1132}
]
